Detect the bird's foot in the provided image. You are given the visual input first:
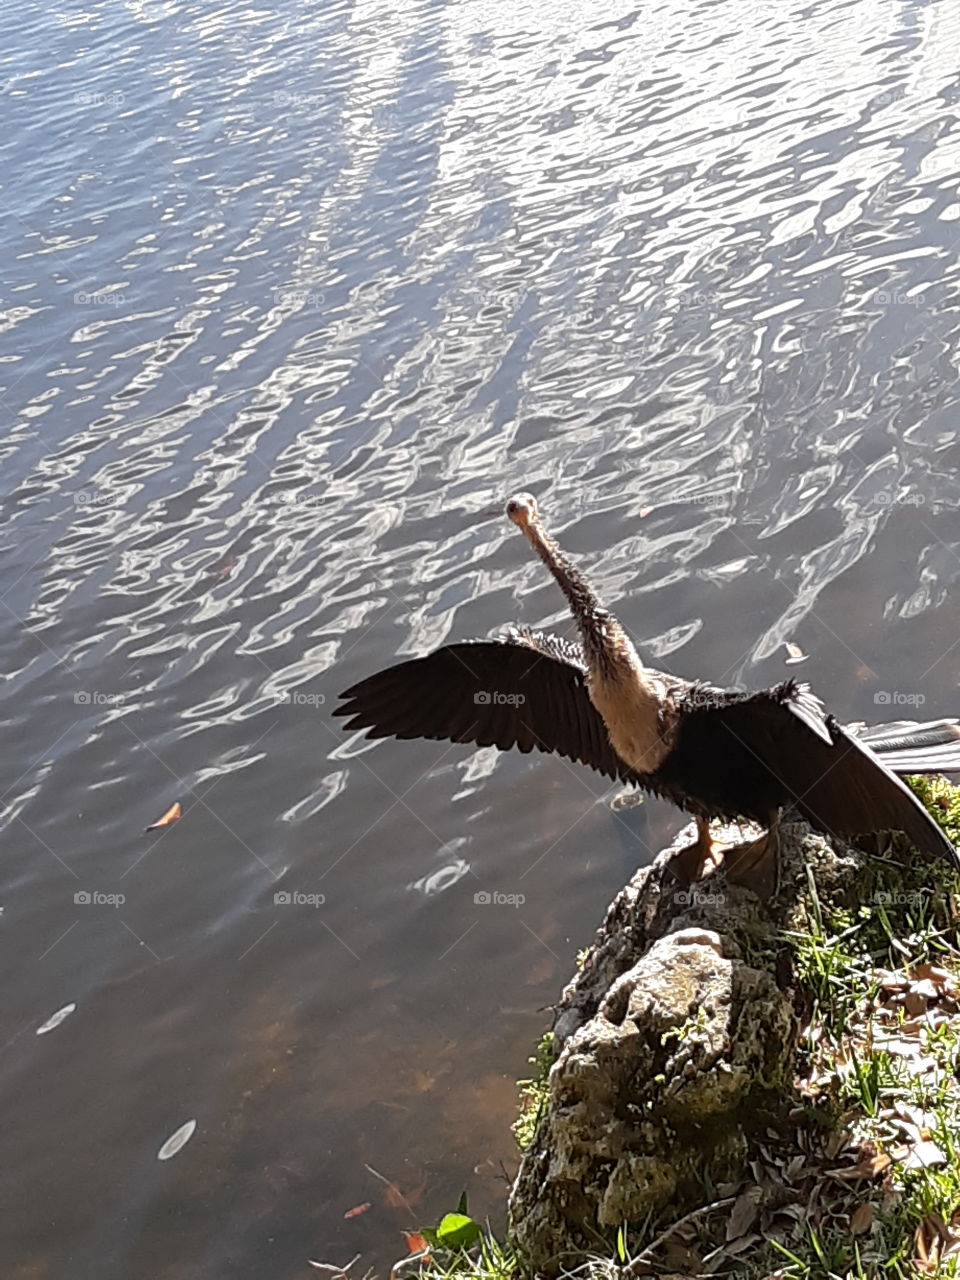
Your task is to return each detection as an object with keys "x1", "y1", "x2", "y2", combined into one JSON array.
[
  {"x1": 664, "y1": 817, "x2": 725, "y2": 890},
  {"x1": 723, "y1": 821, "x2": 780, "y2": 901}
]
